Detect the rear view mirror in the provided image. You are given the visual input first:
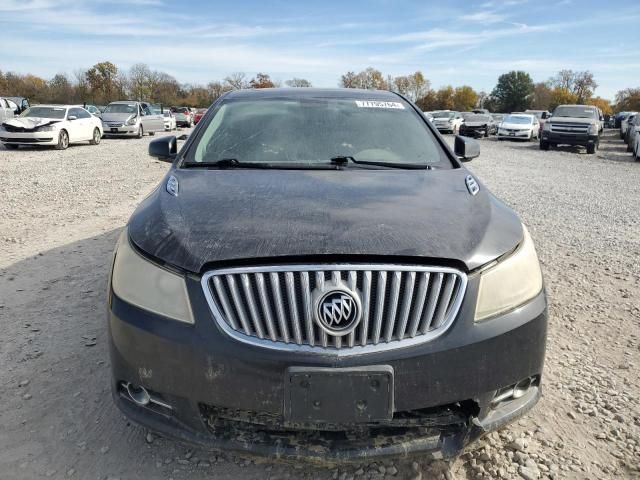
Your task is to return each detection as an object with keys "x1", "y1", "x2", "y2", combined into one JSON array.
[
  {"x1": 454, "y1": 135, "x2": 480, "y2": 162},
  {"x1": 67, "y1": 115, "x2": 77, "y2": 121},
  {"x1": 149, "y1": 135, "x2": 177, "y2": 162}
]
